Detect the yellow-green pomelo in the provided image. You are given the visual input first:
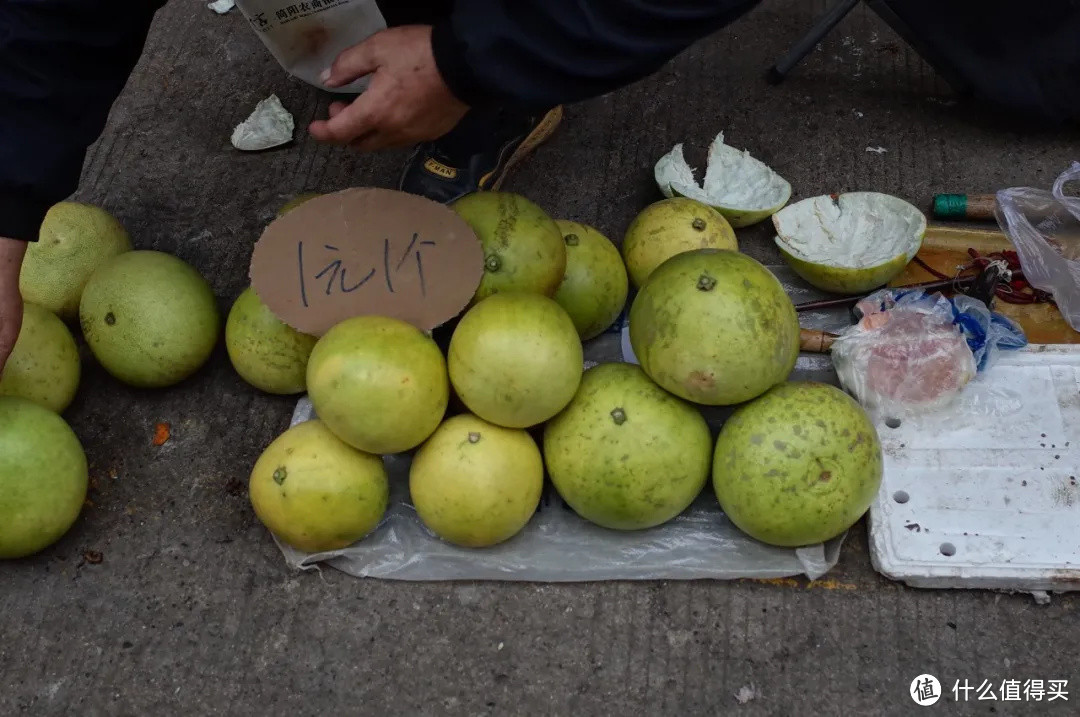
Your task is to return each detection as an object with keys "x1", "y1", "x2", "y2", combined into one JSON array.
[
  {"x1": 0, "y1": 396, "x2": 88, "y2": 559},
  {"x1": 306, "y1": 315, "x2": 448, "y2": 454},
  {"x1": 543, "y1": 362, "x2": 712, "y2": 531},
  {"x1": 448, "y1": 292, "x2": 583, "y2": 428},
  {"x1": 629, "y1": 249, "x2": 799, "y2": 406},
  {"x1": 552, "y1": 220, "x2": 629, "y2": 340},
  {"x1": 225, "y1": 287, "x2": 317, "y2": 395},
  {"x1": 712, "y1": 382, "x2": 883, "y2": 547},
  {"x1": 19, "y1": 202, "x2": 132, "y2": 321},
  {"x1": 277, "y1": 193, "x2": 321, "y2": 217},
  {"x1": 772, "y1": 192, "x2": 925, "y2": 295},
  {"x1": 622, "y1": 197, "x2": 737, "y2": 289},
  {"x1": 79, "y1": 251, "x2": 220, "y2": 388},
  {"x1": 450, "y1": 192, "x2": 566, "y2": 303},
  {"x1": 0, "y1": 302, "x2": 80, "y2": 413},
  {"x1": 409, "y1": 413, "x2": 543, "y2": 548},
  {"x1": 249, "y1": 419, "x2": 389, "y2": 553}
]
